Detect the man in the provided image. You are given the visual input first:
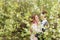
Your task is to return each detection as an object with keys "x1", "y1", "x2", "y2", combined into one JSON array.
[{"x1": 40, "y1": 10, "x2": 49, "y2": 32}]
